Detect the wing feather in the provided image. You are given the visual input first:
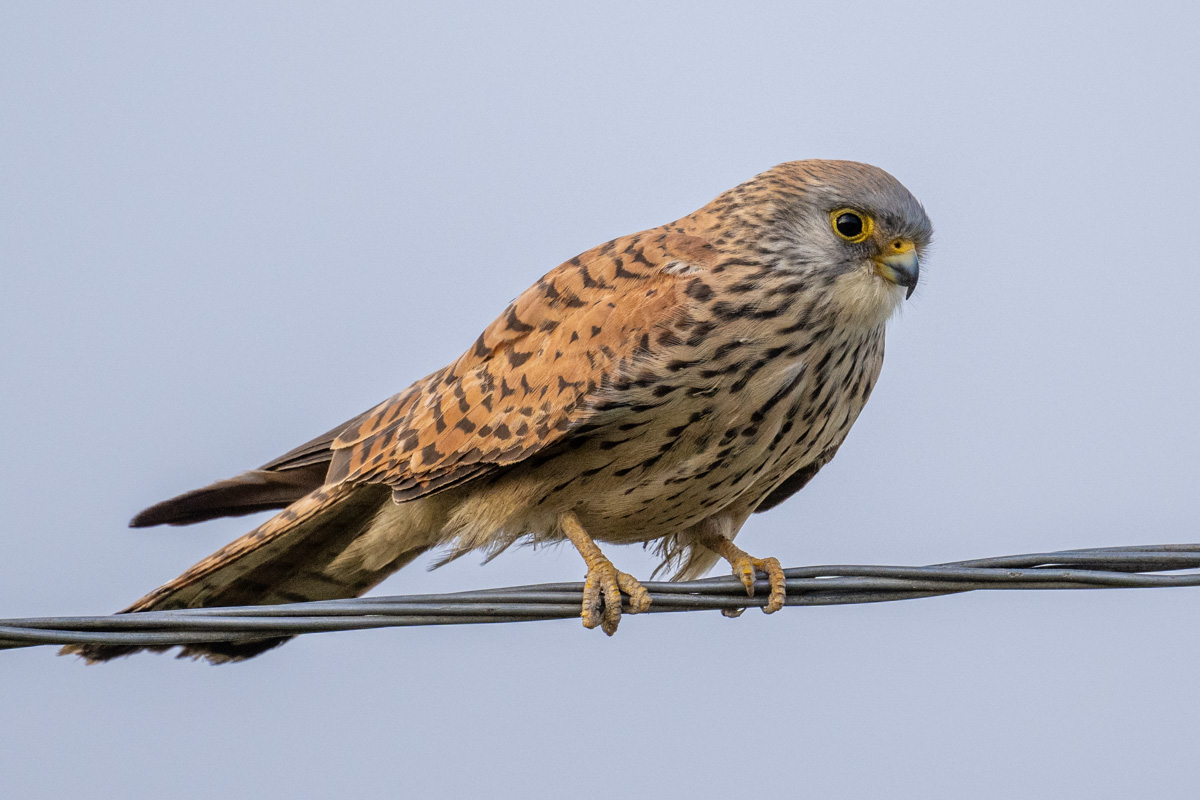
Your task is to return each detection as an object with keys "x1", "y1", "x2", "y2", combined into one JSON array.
[{"x1": 328, "y1": 232, "x2": 715, "y2": 500}]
